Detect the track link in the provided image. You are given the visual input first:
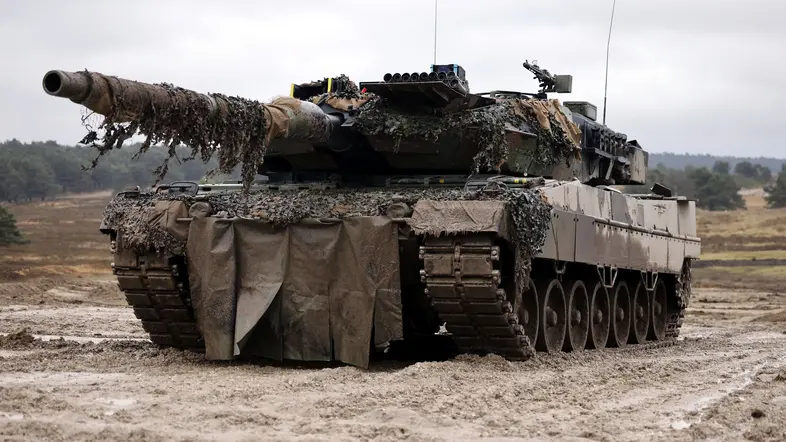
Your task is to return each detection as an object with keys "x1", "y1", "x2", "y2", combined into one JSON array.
[
  {"x1": 419, "y1": 235, "x2": 533, "y2": 360},
  {"x1": 112, "y1": 248, "x2": 204, "y2": 351},
  {"x1": 666, "y1": 258, "x2": 690, "y2": 340},
  {"x1": 665, "y1": 311, "x2": 684, "y2": 340}
]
